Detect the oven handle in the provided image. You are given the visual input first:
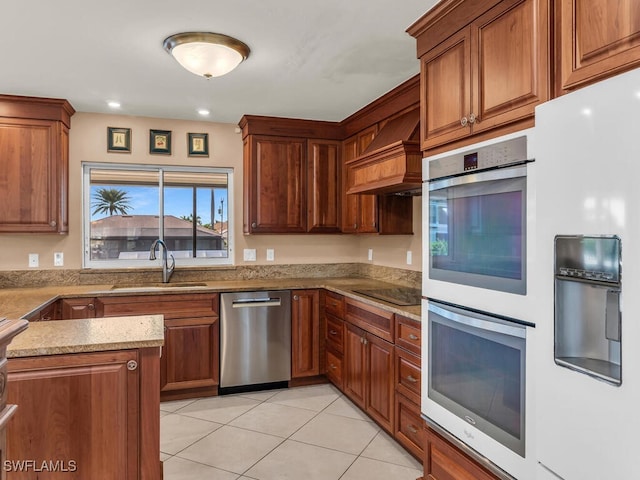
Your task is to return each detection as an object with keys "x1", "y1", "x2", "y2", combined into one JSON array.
[
  {"x1": 428, "y1": 303, "x2": 526, "y2": 339},
  {"x1": 429, "y1": 164, "x2": 527, "y2": 191}
]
